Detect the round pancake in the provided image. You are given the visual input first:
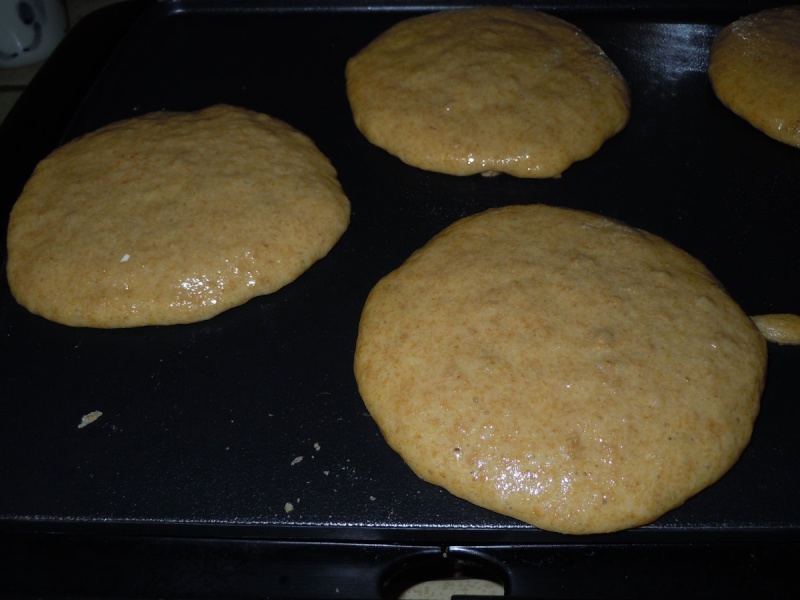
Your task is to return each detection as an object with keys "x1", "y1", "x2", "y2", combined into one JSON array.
[
  {"x1": 345, "y1": 7, "x2": 630, "y2": 178},
  {"x1": 354, "y1": 205, "x2": 767, "y2": 535},
  {"x1": 6, "y1": 105, "x2": 350, "y2": 328},
  {"x1": 708, "y1": 6, "x2": 800, "y2": 147}
]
